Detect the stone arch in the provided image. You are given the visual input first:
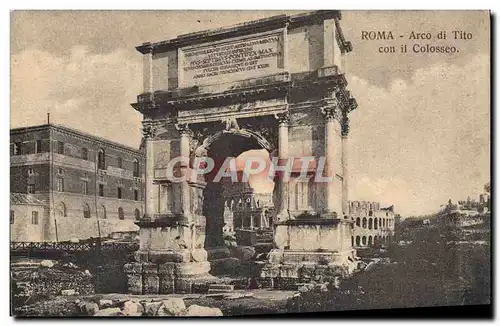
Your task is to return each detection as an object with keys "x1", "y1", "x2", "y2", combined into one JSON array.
[
  {"x1": 99, "y1": 205, "x2": 107, "y2": 219},
  {"x1": 83, "y1": 204, "x2": 91, "y2": 219},
  {"x1": 194, "y1": 128, "x2": 274, "y2": 157},
  {"x1": 57, "y1": 202, "x2": 67, "y2": 217}
]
